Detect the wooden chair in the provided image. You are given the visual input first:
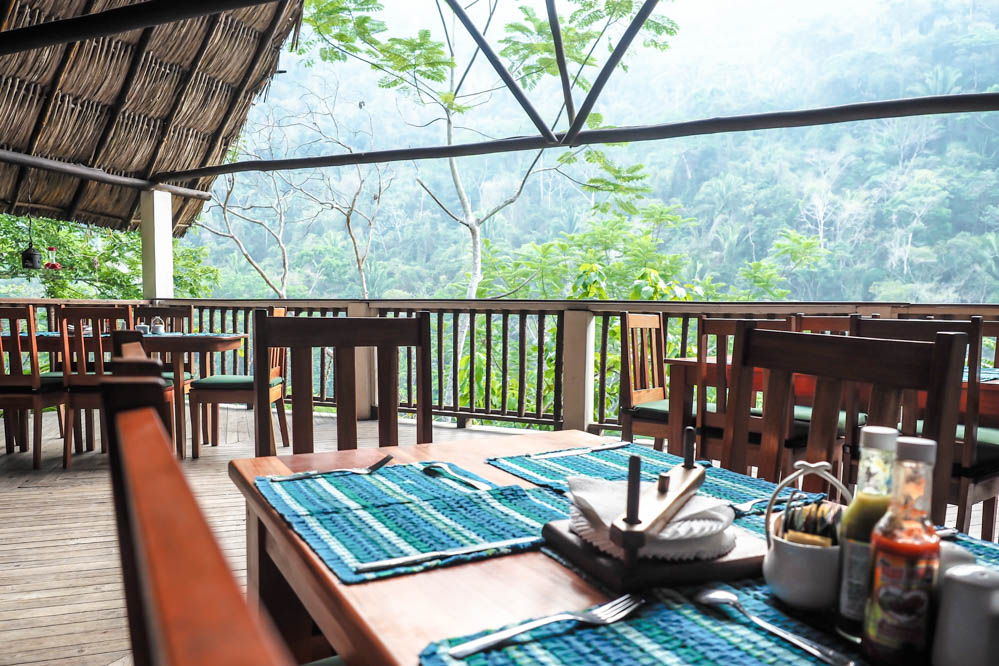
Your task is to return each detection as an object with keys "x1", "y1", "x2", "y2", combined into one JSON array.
[
  {"x1": 619, "y1": 313, "x2": 669, "y2": 450},
  {"x1": 0, "y1": 305, "x2": 65, "y2": 469},
  {"x1": 110, "y1": 331, "x2": 175, "y2": 436},
  {"x1": 189, "y1": 307, "x2": 289, "y2": 457},
  {"x1": 100, "y1": 377, "x2": 293, "y2": 666},
  {"x1": 723, "y1": 323, "x2": 966, "y2": 523},
  {"x1": 134, "y1": 304, "x2": 196, "y2": 386},
  {"x1": 251, "y1": 309, "x2": 433, "y2": 456},
  {"x1": 59, "y1": 305, "x2": 133, "y2": 467},
  {"x1": 696, "y1": 318, "x2": 805, "y2": 472},
  {"x1": 849, "y1": 314, "x2": 998, "y2": 538}
]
